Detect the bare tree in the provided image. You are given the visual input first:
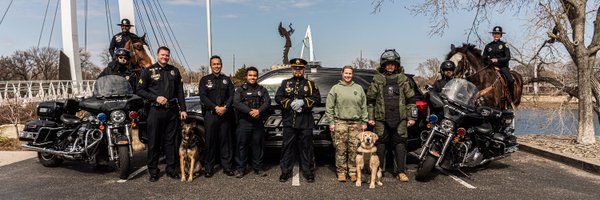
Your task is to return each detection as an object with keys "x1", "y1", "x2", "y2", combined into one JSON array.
[
  {"x1": 79, "y1": 49, "x2": 102, "y2": 80},
  {"x1": 0, "y1": 98, "x2": 37, "y2": 137},
  {"x1": 353, "y1": 57, "x2": 378, "y2": 69},
  {"x1": 30, "y1": 47, "x2": 59, "y2": 80},
  {"x1": 416, "y1": 58, "x2": 441, "y2": 83},
  {"x1": 373, "y1": 0, "x2": 599, "y2": 144}
]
